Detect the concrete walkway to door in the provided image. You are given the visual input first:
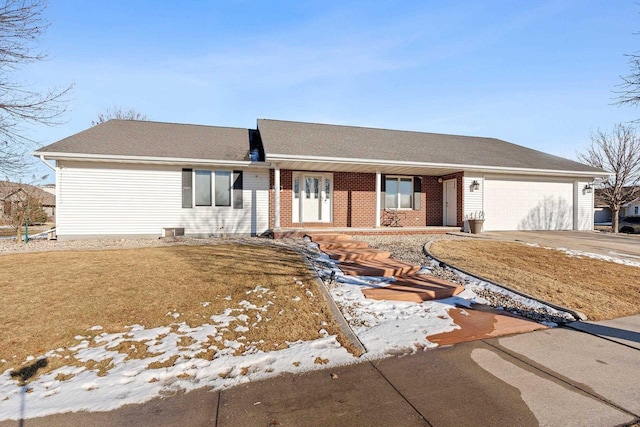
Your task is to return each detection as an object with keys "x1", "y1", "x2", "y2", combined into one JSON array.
[{"x1": 466, "y1": 230, "x2": 640, "y2": 264}]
